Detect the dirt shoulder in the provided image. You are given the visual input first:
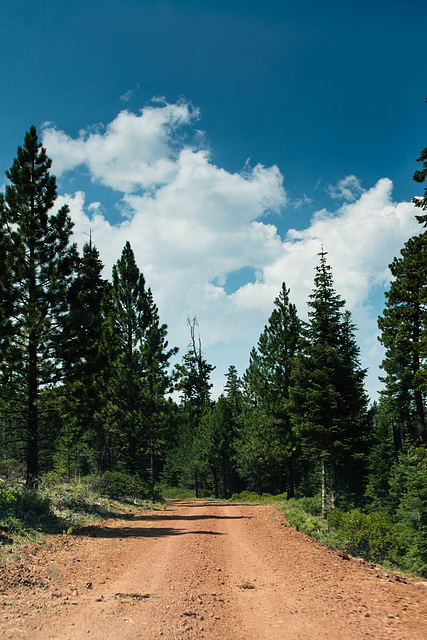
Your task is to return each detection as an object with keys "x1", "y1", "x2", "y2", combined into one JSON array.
[{"x1": 1, "y1": 499, "x2": 427, "y2": 640}]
